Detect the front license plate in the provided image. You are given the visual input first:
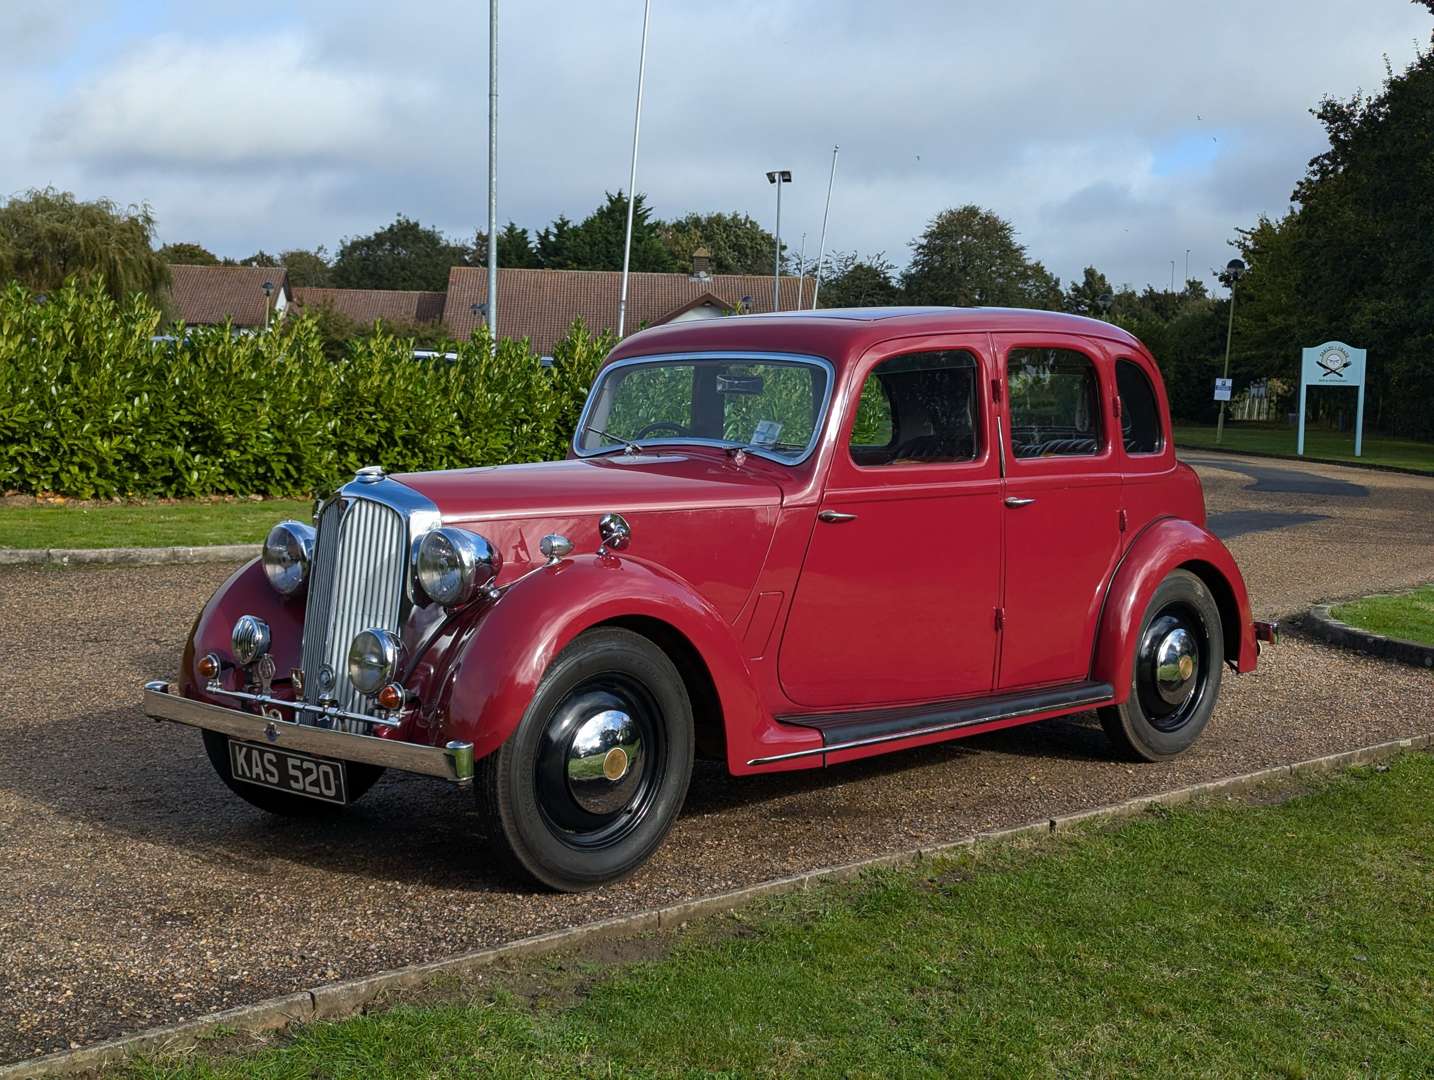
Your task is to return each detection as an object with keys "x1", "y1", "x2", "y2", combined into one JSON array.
[{"x1": 229, "y1": 741, "x2": 348, "y2": 805}]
